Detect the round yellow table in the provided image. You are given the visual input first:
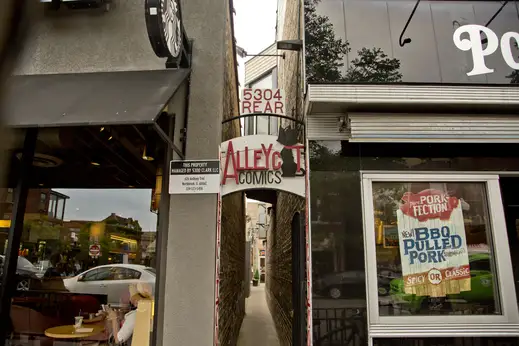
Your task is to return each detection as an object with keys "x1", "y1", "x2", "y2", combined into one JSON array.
[{"x1": 44, "y1": 324, "x2": 105, "y2": 339}]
